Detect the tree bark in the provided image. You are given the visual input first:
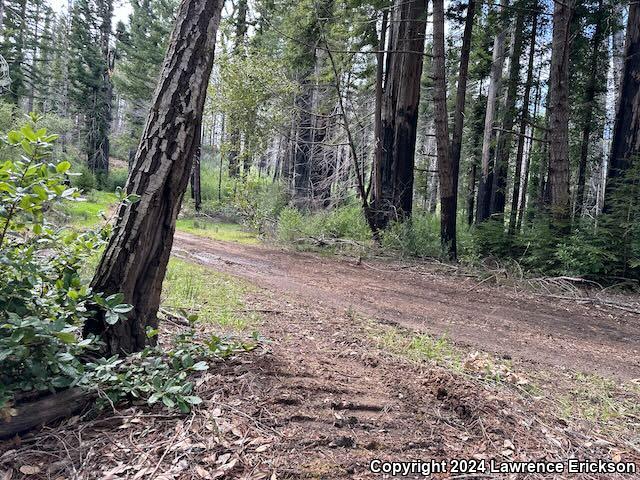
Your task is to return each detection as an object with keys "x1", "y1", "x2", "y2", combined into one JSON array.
[
  {"x1": 84, "y1": 0, "x2": 224, "y2": 355},
  {"x1": 575, "y1": 0, "x2": 604, "y2": 218},
  {"x1": 476, "y1": 0, "x2": 508, "y2": 223},
  {"x1": 547, "y1": 0, "x2": 574, "y2": 234},
  {"x1": 227, "y1": 0, "x2": 248, "y2": 179},
  {"x1": 508, "y1": 12, "x2": 537, "y2": 235},
  {"x1": 603, "y1": 0, "x2": 640, "y2": 213},
  {"x1": 491, "y1": 7, "x2": 525, "y2": 217},
  {"x1": 432, "y1": 0, "x2": 454, "y2": 259},
  {"x1": 190, "y1": 118, "x2": 203, "y2": 211},
  {"x1": 371, "y1": 0, "x2": 427, "y2": 229},
  {"x1": 87, "y1": 0, "x2": 114, "y2": 178},
  {"x1": 372, "y1": 9, "x2": 388, "y2": 229}
]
